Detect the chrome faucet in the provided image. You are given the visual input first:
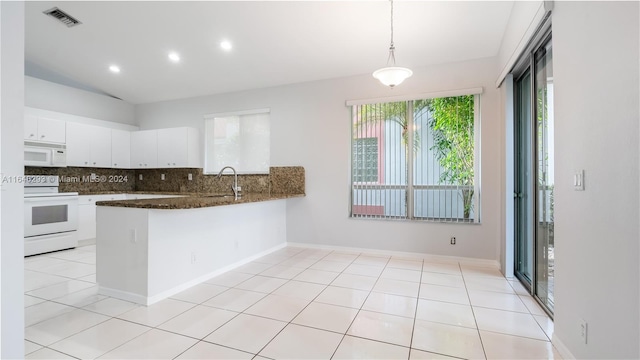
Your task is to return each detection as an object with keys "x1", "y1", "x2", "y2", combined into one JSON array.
[{"x1": 216, "y1": 166, "x2": 241, "y2": 200}]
